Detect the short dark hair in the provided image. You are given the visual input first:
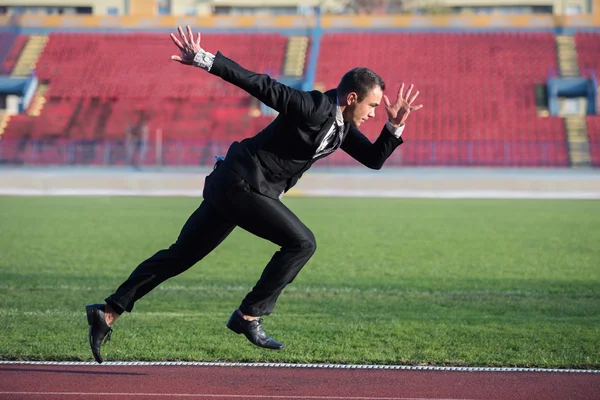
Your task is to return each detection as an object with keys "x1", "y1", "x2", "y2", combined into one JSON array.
[{"x1": 337, "y1": 67, "x2": 385, "y2": 102}]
